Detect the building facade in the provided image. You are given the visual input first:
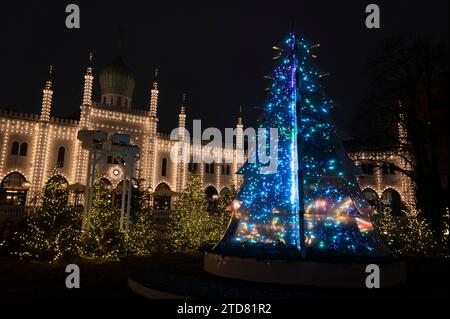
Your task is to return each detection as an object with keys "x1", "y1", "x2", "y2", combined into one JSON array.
[
  {"x1": 0, "y1": 57, "x2": 244, "y2": 210},
  {"x1": 0, "y1": 56, "x2": 415, "y2": 214}
]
